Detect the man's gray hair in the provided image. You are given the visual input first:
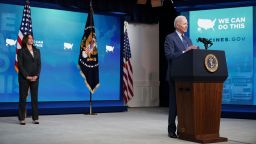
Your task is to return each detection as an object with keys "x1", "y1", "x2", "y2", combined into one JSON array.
[{"x1": 174, "y1": 15, "x2": 187, "y2": 28}]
